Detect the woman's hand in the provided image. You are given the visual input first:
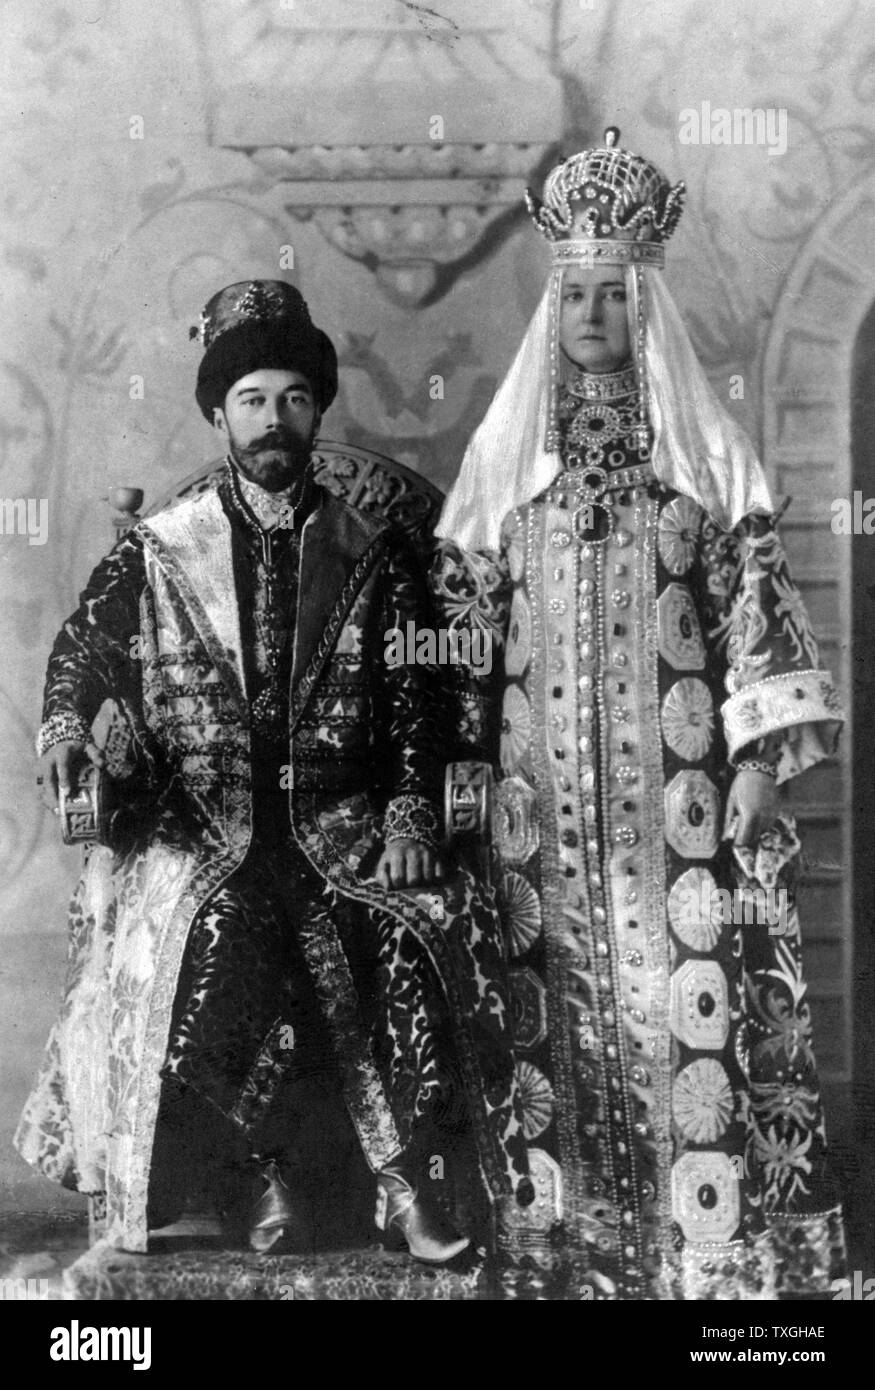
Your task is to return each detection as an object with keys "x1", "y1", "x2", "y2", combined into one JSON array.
[{"x1": 723, "y1": 769, "x2": 779, "y2": 848}]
